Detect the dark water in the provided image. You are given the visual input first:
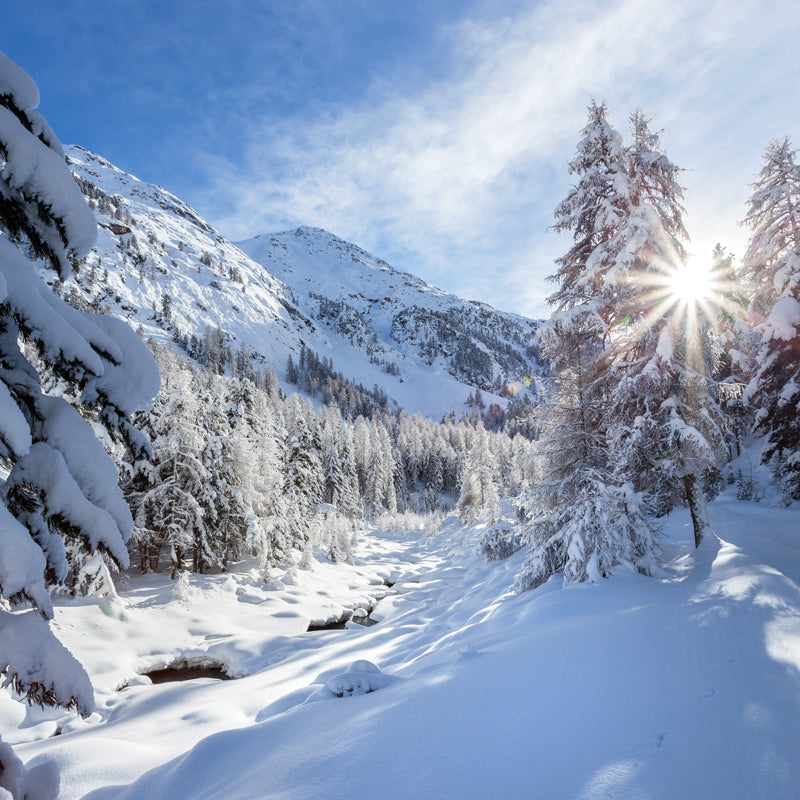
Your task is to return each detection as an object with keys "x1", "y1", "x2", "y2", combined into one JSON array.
[
  {"x1": 144, "y1": 662, "x2": 232, "y2": 684},
  {"x1": 306, "y1": 609, "x2": 376, "y2": 632}
]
